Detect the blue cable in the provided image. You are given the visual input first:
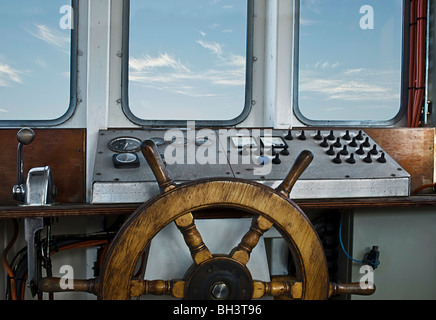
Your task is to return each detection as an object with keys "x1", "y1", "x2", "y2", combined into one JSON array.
[{"x1": 339, "y1": 214, "x2": 366, "y2": 264}]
